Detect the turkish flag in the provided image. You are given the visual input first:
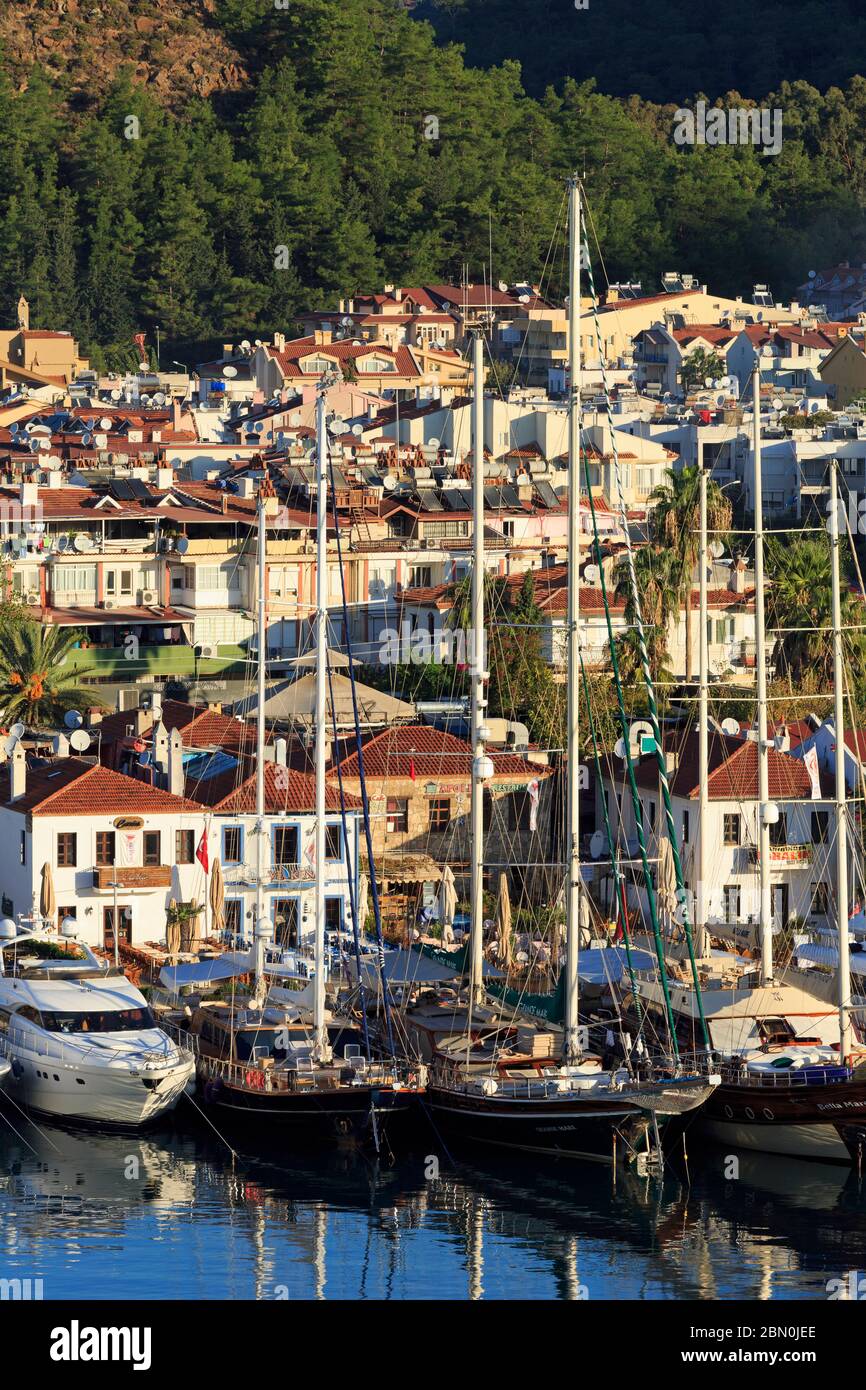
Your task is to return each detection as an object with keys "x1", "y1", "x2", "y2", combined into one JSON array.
[{"x1": 196, "y1": 830, "x2": 209, "y2": 874}]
